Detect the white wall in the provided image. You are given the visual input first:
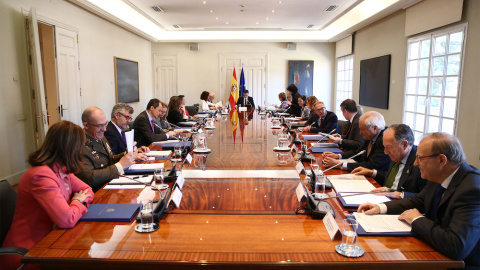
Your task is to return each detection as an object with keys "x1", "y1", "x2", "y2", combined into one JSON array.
[
  {"x1": 0, "y1": 0, "x2": 153, "y2": 185},
  {"x1": 151, "y1": 42, "x2": 336, "y2": 109},
  {"x1": 351, "y1": 0, "x2": 480, "y2": 167}
]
